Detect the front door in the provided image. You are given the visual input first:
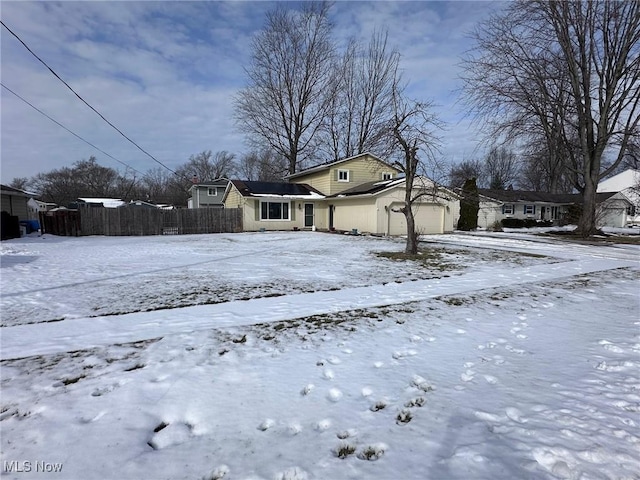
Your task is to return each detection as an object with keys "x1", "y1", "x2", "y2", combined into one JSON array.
[{"x1": 304, "y1": 203, "x2": 314, "y2": 227}]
